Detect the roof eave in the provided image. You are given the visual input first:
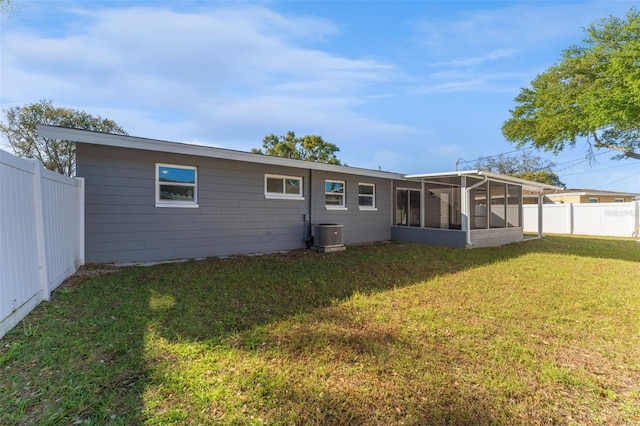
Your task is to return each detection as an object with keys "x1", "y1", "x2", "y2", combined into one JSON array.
[
  {"x1": 404, "y1": 170, "x2": 562, "y2": 192},
  {"x1": 36, "y1": 125, "x2": 405, "y2": 180}
]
